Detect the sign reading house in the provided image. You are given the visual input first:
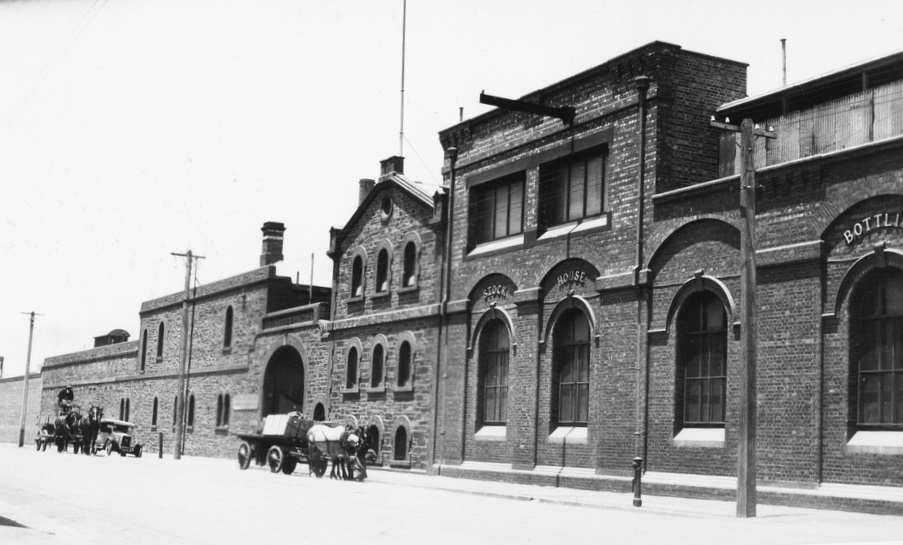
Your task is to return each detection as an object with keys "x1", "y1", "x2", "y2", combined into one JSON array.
[{"x1": 542, "y1": 259, "x2": 600, "y2": 295}]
